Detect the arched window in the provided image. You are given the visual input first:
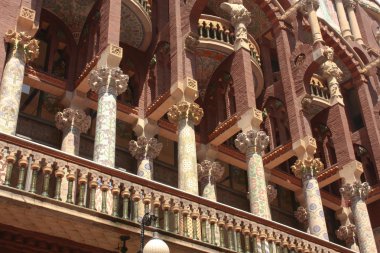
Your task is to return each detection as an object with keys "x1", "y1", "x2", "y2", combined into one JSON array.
[
  {"x1": 264, "y1": 98, "x2": 290, "y2": 148},
  {"x1": 354, "y1": 145, "x2": 379, "y2": 185},
  {"x1": 313, "y1": 124, "x2": 337, "y2": 168}
]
